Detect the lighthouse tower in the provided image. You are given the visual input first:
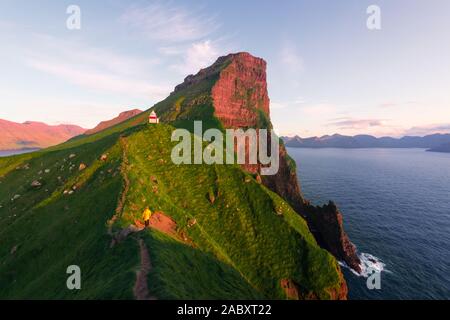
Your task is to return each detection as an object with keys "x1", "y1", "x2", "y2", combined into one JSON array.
[{"x1": 148, "y1": 111, "x2": 160, "y2": 124}]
